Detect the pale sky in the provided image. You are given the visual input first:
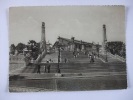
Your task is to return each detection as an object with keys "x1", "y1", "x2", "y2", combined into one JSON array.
[{"x1": 9, "y1": 6, "x2": 125, "y2": 46}]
